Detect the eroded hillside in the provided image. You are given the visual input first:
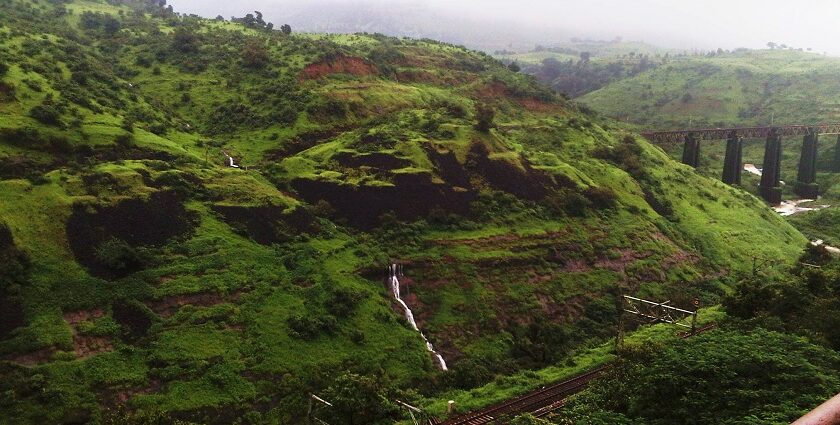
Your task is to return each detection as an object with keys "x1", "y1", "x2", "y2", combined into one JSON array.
[{"x1": 0, "y1": 1, "x2": 806, "y2": 423}]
